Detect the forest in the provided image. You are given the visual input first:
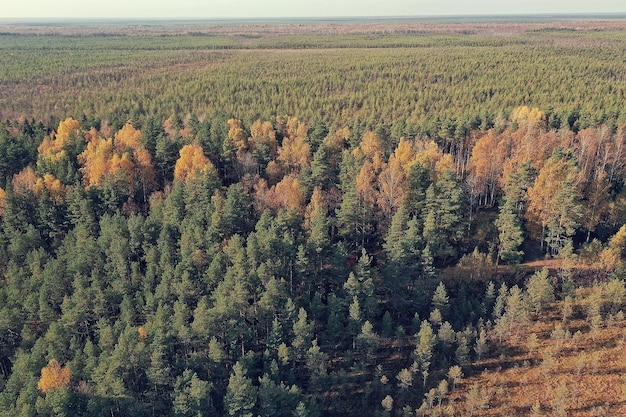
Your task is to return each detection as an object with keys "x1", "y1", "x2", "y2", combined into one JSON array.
[{"x1": 1, "y1": 18, "x2": 626, "y2": 417}]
